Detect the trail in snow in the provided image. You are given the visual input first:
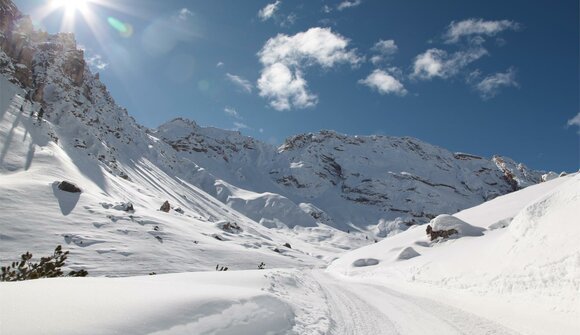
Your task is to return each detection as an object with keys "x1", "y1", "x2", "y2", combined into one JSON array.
[{"x1": 312, "y1": 271, "x2": 519, "y2": 335}]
